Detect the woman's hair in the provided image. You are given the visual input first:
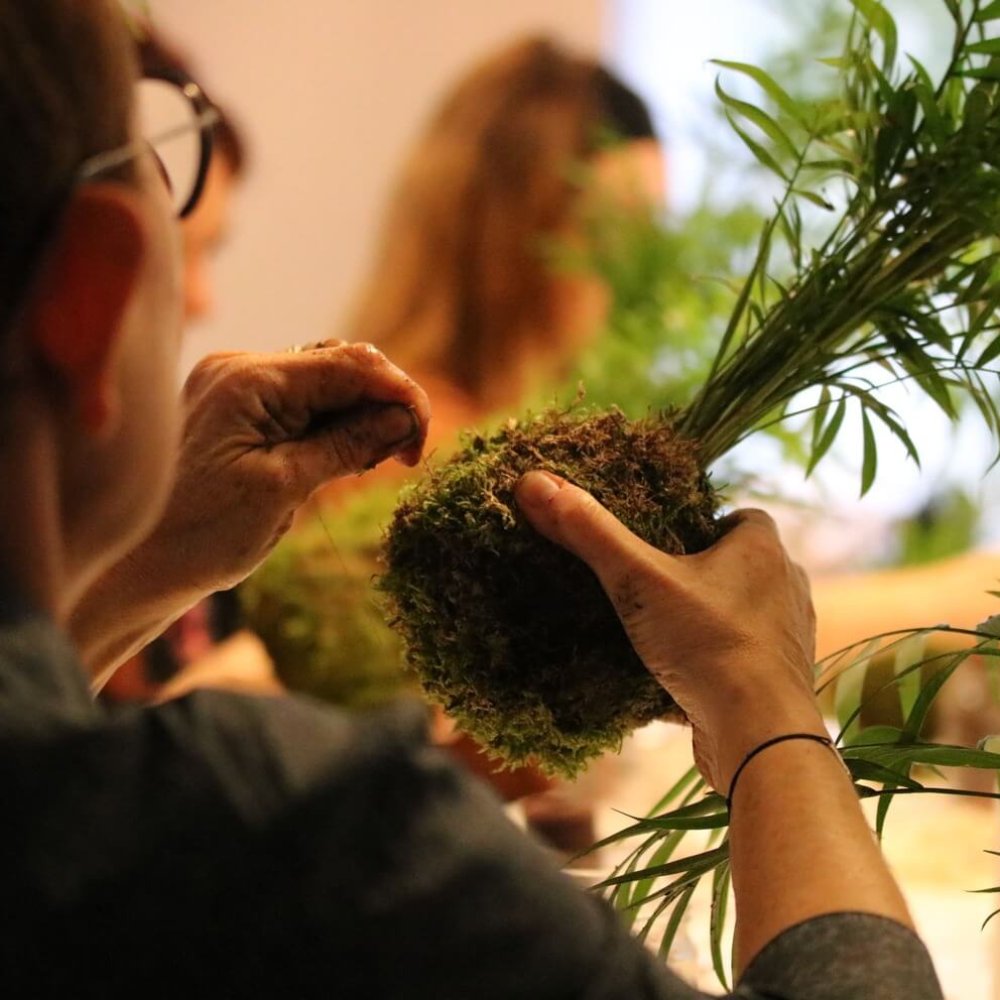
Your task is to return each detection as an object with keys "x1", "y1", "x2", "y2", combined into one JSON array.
[
  {"x1": 0, "y1": 0, "x2": 136, "y2": 344},
  {"x1": 346, "y1": 36, "x2": 656, "y2": 410}
]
